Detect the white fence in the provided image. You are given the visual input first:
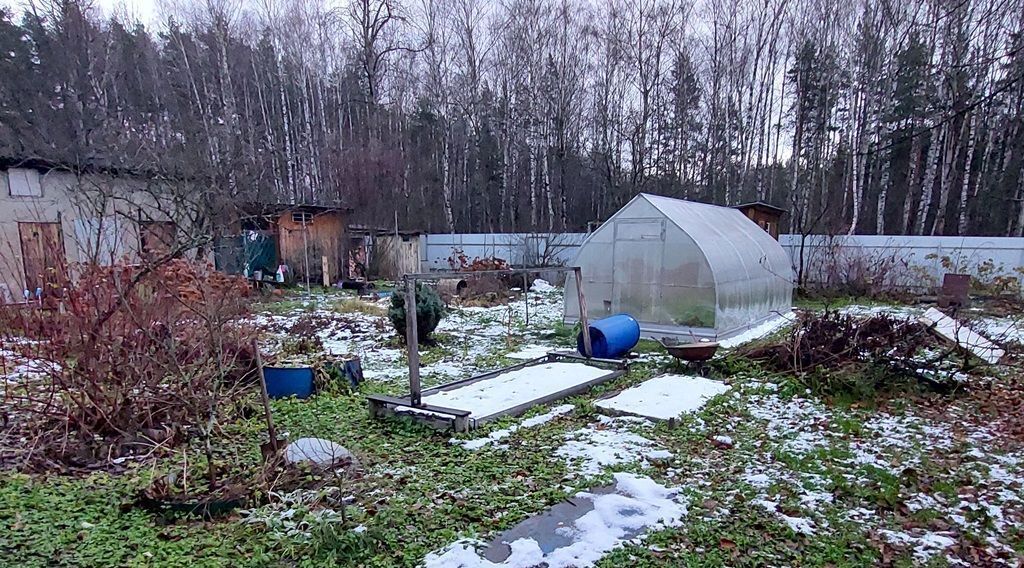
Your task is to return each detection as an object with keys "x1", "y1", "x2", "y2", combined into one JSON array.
[
  {"x1": 420, "y1": 232, "x2": 1024, "y2": 287},
  {"x1": 421, "y1": 233, "x2": 587, "y2": 270},
  {"x1": 781, "y1": 235, "x2": 1024, "y2": 287}
]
